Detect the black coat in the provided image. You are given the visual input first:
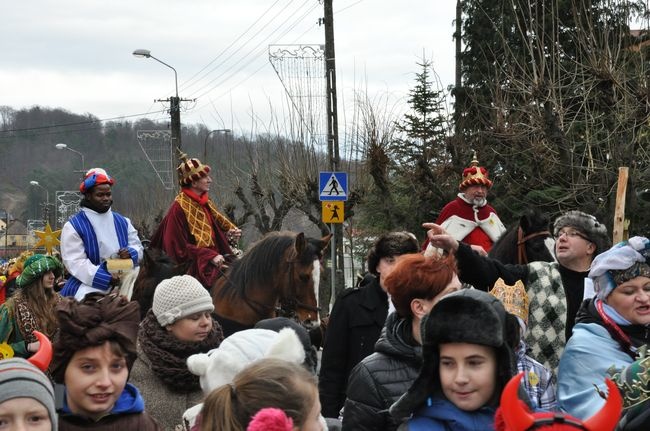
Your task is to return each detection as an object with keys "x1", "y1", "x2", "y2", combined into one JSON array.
[
  {"x1": 318, "y1": 275, "x2": 389, "y2": 418},
  {"x1": 342, "y1": 312, "x2": 422, "y2": 431}
]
